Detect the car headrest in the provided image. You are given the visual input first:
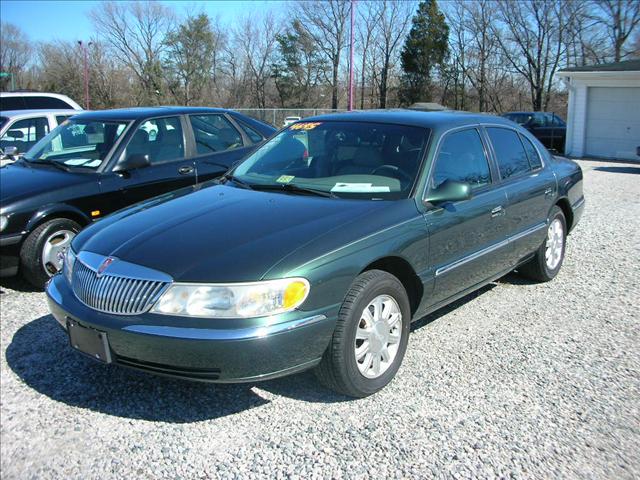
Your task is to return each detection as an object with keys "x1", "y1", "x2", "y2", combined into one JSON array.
[{"x1": 130, "y1": 129, "x2": 149, "y2": 146}]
